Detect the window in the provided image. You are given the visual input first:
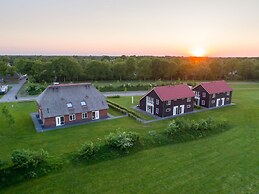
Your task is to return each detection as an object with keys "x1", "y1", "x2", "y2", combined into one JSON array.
[
  {"x1": 81, "y1": 101, "x2": 86, "y2": 106},
  {"x1": 212, "y1": 94, "x2": 215, "y2": 98},
  {"x1": 69, "y1": 114, "x2": 76, "y2": 121},
  {"x1": 226, "y1": 98, "x2": 229, "y2": 101},
  {"x1": 187, "y1": 104, "x2": 191, "y2": 108},
  {"x1": 82, "y1": 112, "x2": 88, "y2": 119},
  {"x1": 156, "y1": 108, "x2": 159, "y2": 114},
  {"x1": 227, "y1": 92, "x2": 230, "y2": 96},
  {"x1": 187, "y1": 98, "x2": 191, "y2": 102},
  {"x1": 166, "y1": 100, "x2": 171, "y2": 106},
  {"x1": 156, "y1": 99, "x2": 159, "y2": 105},
  {"x1": 202, "y1": 100, "x2": 205, "y2": 105},
  {"x1": 202, "y1": 92, "x2": 206, "y2": 98},
  {"x1": 195, "y1": 91, "x2": 200, "y2": 96},
  {"x1": 211, "y1": 100, "x2": 215, "y2": 104},
  {"x1": 147, "y1": 96, "x2": 154, "y2": 104},
  {"x1": 67, "y1": 102, "x2": 73, "y2": 108},
  {"x1": 166, "y1": 108, "x2": 171, "y2": 112}
]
